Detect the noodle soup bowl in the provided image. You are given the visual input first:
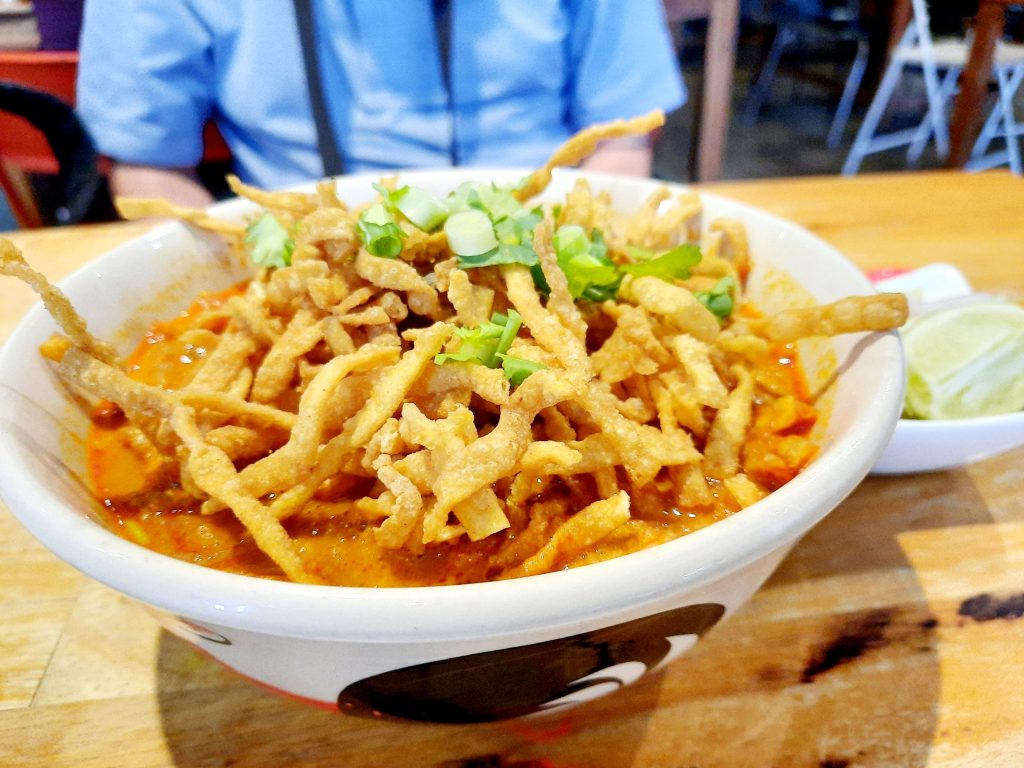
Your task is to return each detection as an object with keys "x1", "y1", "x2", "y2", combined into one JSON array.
[{"x1": 0, "y1": 169, "x2": 904, "y2": 722}]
